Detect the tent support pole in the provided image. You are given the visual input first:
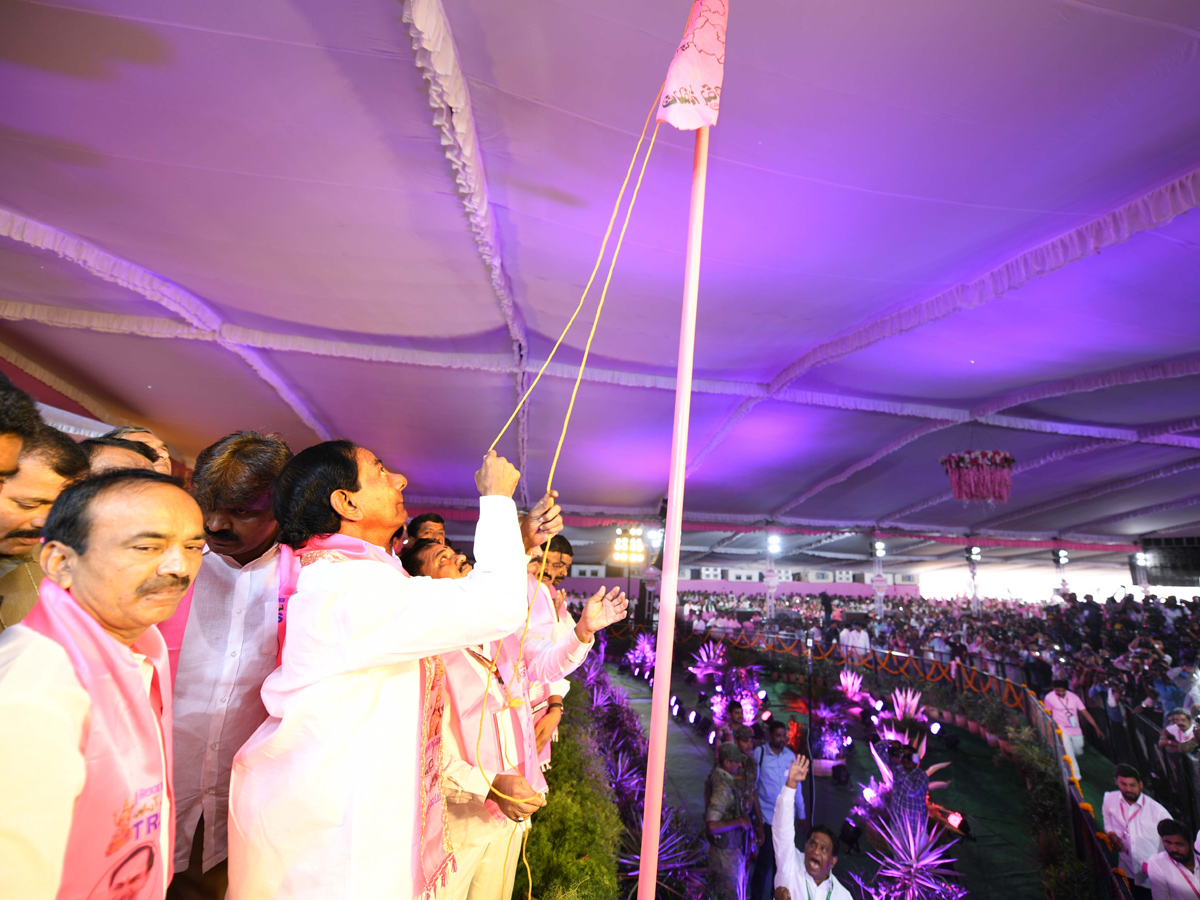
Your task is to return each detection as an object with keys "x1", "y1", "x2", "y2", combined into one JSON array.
[{"x1": 636, "y1": 124, "x2": 710, "y2": 900}]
